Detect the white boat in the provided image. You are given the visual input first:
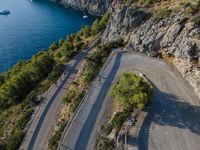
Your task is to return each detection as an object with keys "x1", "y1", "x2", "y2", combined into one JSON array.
[
  {"x1": 0, "y1": 10, "x2": 10, "y2": 15},
  {"x1": 83, "y1": 15, "x2": 88, "y2": 19},
  {"x1": 83, "y1": 11, "x2": 88, "y2": 19}
]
